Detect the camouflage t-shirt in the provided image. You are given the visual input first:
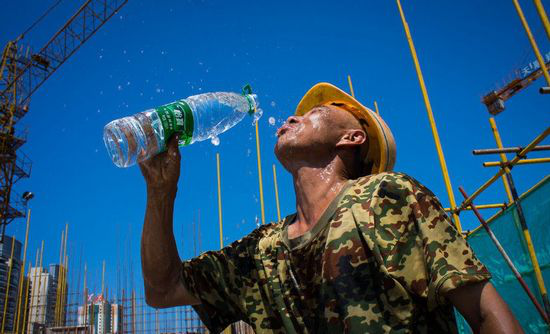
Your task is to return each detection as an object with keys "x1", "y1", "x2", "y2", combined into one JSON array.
[{"x1": 180, "y1": 172, "x2": 491, "y2": 333}]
